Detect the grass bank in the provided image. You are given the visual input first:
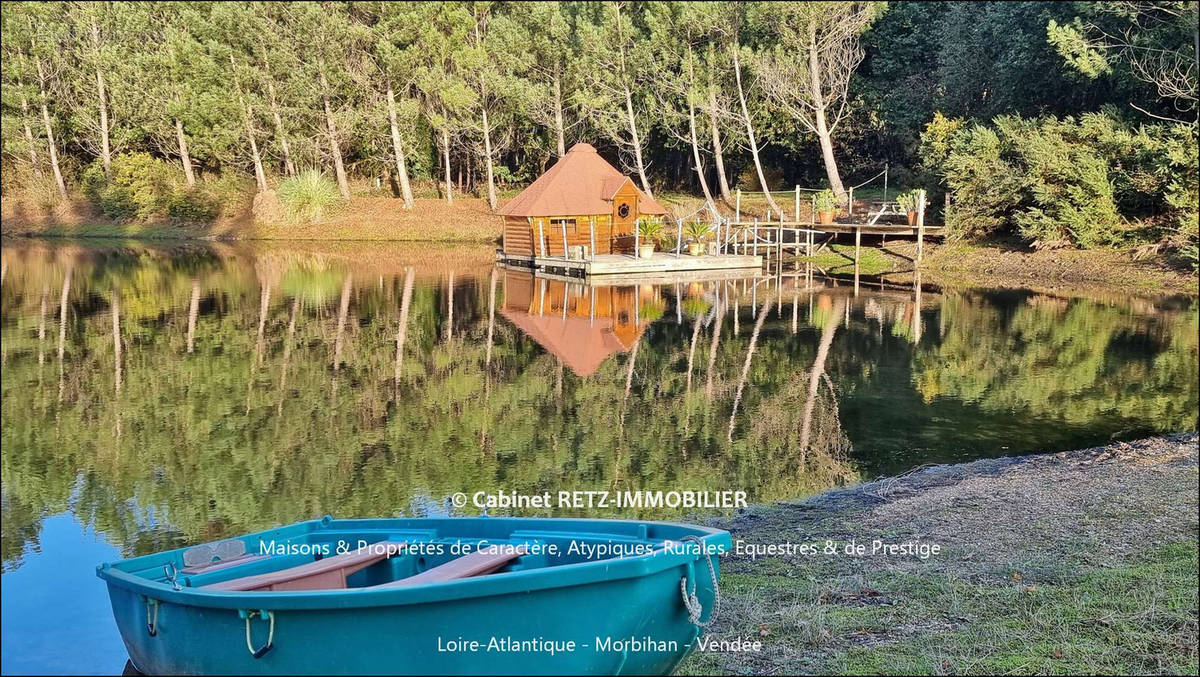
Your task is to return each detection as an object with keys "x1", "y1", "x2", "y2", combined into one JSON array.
[
  {"x1": 792, "y1": 239, "x2": 1196, "y2": 296},
  {"x1": 680, "y1": 434, "x2": 1199, "y2": 675}
]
